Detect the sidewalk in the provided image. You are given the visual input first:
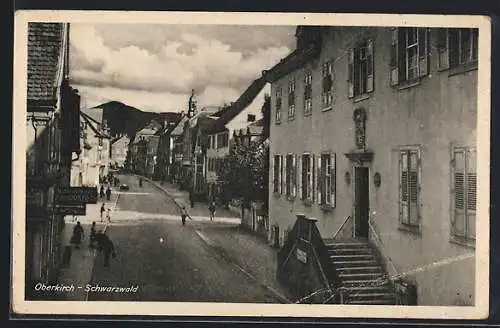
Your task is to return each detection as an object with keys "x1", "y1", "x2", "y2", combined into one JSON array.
[
  {"x1": 136, "y1": 175, "x2": 241, "y2": 222},
  {"x1": 196, "y1": 224, "x2": 295, "y2": 303},
  {"x1": 55, "y1": 188, "x2": 119, "y2": 301}
]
